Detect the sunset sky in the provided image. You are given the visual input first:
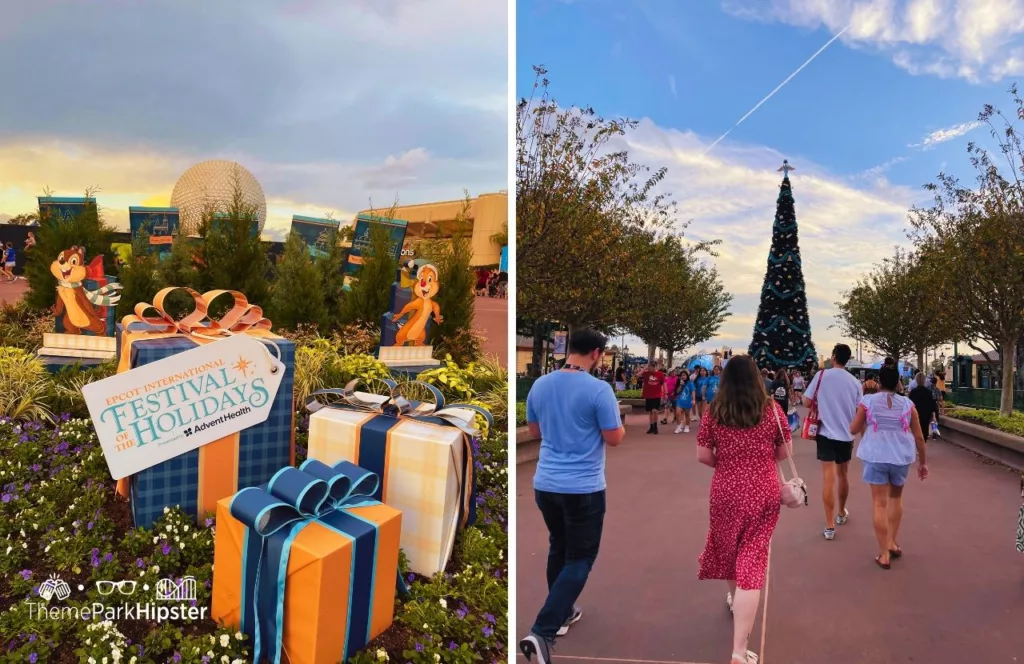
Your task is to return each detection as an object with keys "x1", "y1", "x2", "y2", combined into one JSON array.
[{"x1": 0, "y1": 0, "x2": 507, "y2": 240}]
